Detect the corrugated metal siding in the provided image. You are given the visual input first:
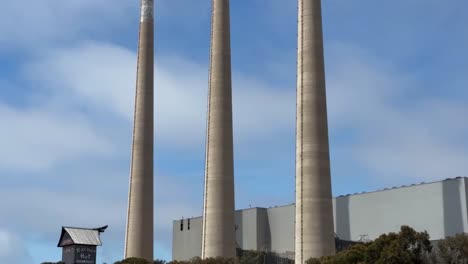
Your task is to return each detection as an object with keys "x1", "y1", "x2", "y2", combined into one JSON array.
[{"x1": 65, "y1": 228, "x2": 102, "y2": 246}]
